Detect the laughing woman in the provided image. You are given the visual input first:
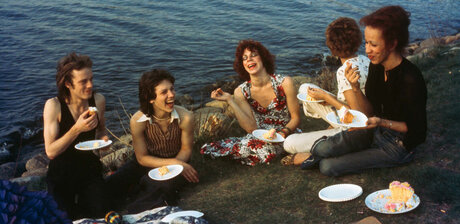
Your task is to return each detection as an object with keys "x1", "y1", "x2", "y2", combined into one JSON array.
[
  {"x1": 200, "y1": 39, "x2": 300, "y2": 166},
  {"x1": 123, "y1": 69, "x2": 199, "y2": 213}
]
